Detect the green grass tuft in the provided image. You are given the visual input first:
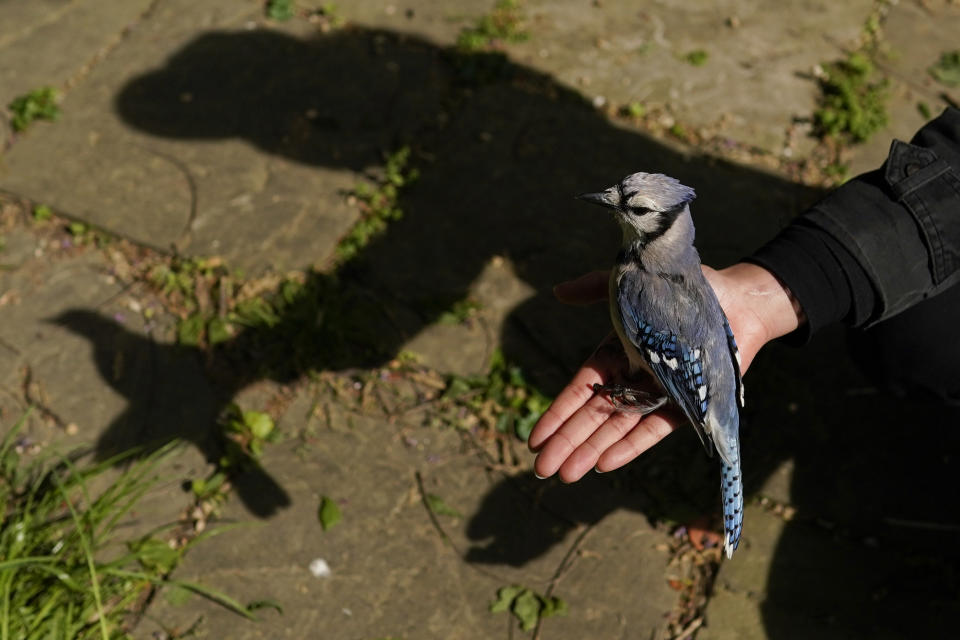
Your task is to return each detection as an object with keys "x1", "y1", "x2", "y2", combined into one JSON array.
[
  {"x1": 684, "y1": 49, "x2": 709, "y2": 66},
  {"x1": 265, "y1": 0, "x2": 295, "y2": 21},
  {"x1": 813, "y1": 52, "x2": 888, "y2": 143},
  {"x1": 456, "y1": 0, "x2": 529, "y2": 52},
  {"x1": 0, "y1": 412, "x2": 254, "y2": 638},
  {"x1": 928, "y1": 50, "x2": 960, "y2": 88},
  {"x1": 439, "y1": 349, "x2": 550, "y2": 442},
  {"x1": 338, "y1": 146, "x2": 419, "y2": 265},
  {"x1": 8, "y1": 87, "x2": 61, "y2": 132}
]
